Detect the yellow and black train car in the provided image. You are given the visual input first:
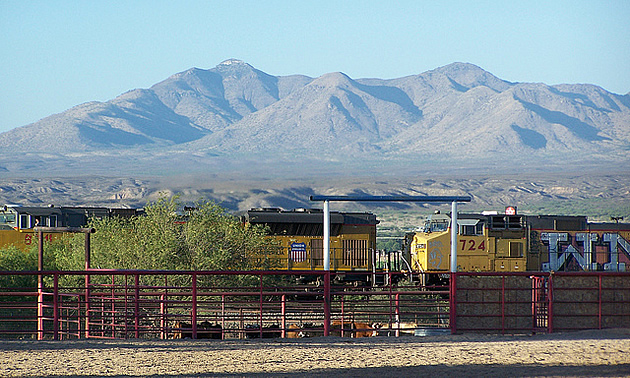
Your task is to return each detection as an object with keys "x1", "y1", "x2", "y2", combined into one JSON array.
[{"x1": 242, "y1": 208, "x2": 378, "y2": 284}]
